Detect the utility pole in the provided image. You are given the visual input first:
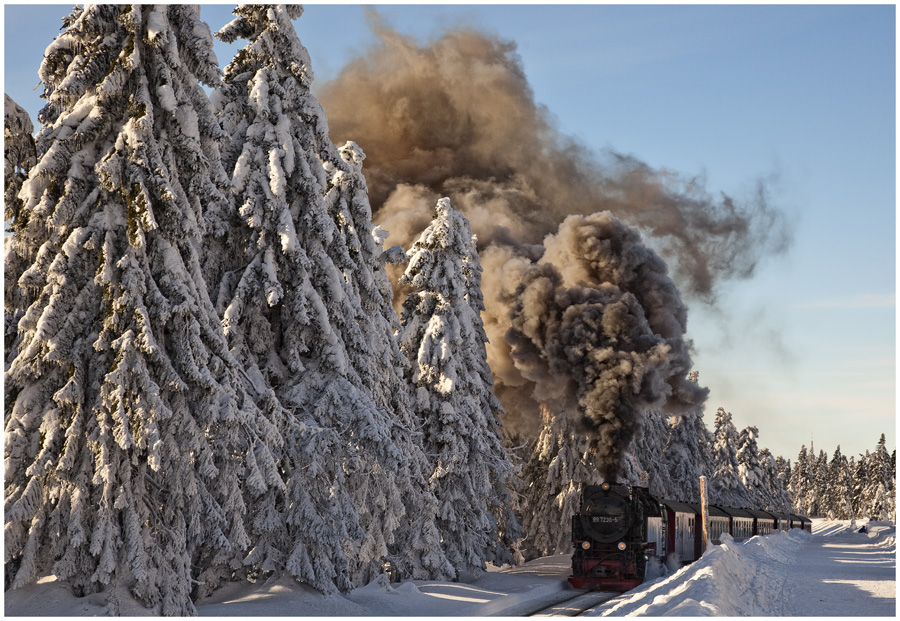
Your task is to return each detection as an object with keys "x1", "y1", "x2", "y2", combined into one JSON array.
[{"x1": 699, "y1": 475, "x2": 710, "y2": 554}]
